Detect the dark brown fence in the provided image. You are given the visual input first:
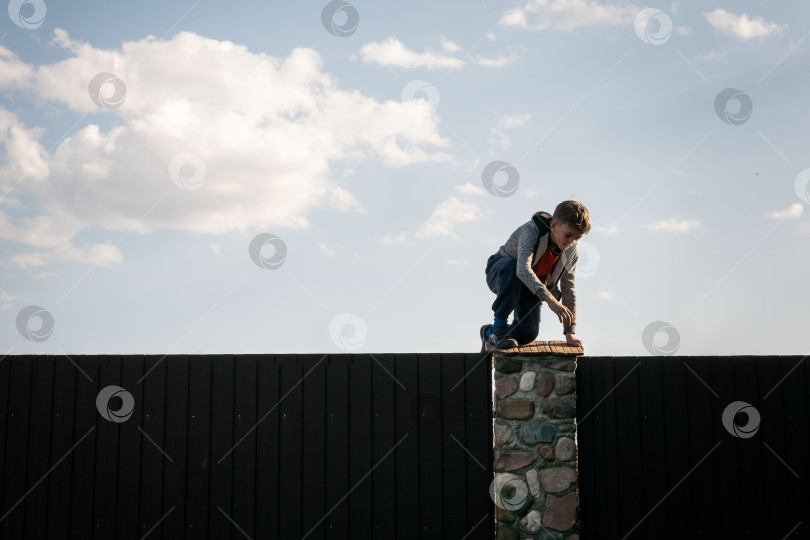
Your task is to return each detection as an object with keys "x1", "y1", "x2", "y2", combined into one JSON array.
[
  {"x1": 0, "y1": 354, "x2": 494, "y2": 540},
  {"x1": 6, "y1": 353, "x2": 807, "y2": 540},
  {"x1": 577, "y1": 355, "x2": 808, "y2": 539}
]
